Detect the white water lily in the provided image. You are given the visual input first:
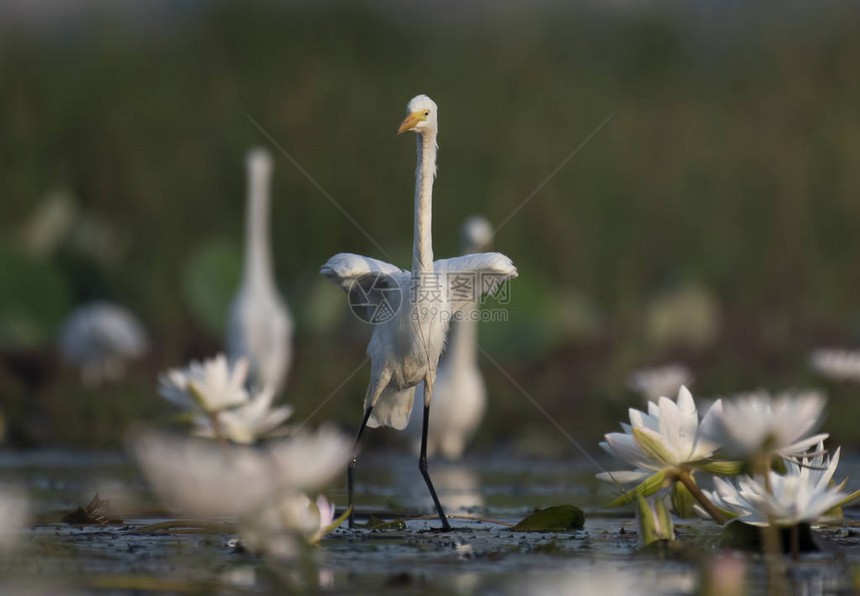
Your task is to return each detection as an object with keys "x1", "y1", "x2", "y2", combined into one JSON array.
[
  {"x1": 242, "y1": 493, "x2": 338, "y2": 558},
  {"x1": 132, "y1": 431, "x2": 275, "y2": 516},
  {"x1": 703, "y1": 444, "x2": 850, "y2": 526},
  {"x1": 193, "y1": 387, "x2": 292, "y2": 444},
  {"x1": 267, "y1": 426, "x2": 354, "y2": 493},
  {"x1": 810, "y1": 349, "x2": 860, "y2": 382},
  {"x1": 131, "y1": 425, "x2": 350, "y2": 517},
  {"x1": 0, "y1": 490, "x2": 30, "y2": 552},
  {"x1": 158, "y1": 354, "x2": 249, "y2": 413},
  {"x1": 308, "y1": 494, "x2": 337, "y2": 544},
  {"x1": 629, "y1": 364, "x2": 693, "y2": 402},
  {"x1": 597, "y1": 386, "x2": 723, "y2": 485},
  {"x1": 701, "y1": 390, "x2": 828, "y2": 459}
]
